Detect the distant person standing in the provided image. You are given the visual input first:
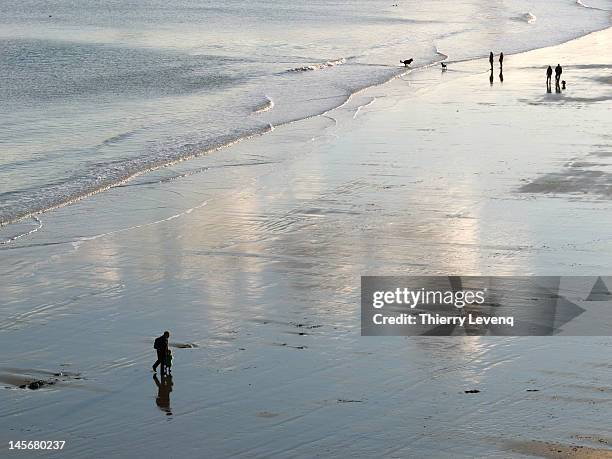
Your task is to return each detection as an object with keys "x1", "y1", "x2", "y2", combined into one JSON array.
[
  {"x1": 489, "y1": 51, "x2": 494, "y2": 69},
  {"x1": 546, "y1": 65, "x2": 553, "y2": 90},
  {"x1": 499, "y1": 52, "x2": 504, "y2": 68},
  {"x1": 153, "y1": 331, "x2": 170, "y2": 374},
  {"x1": 555, "y1": 64, "x2": 562, "y2": 84}
]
